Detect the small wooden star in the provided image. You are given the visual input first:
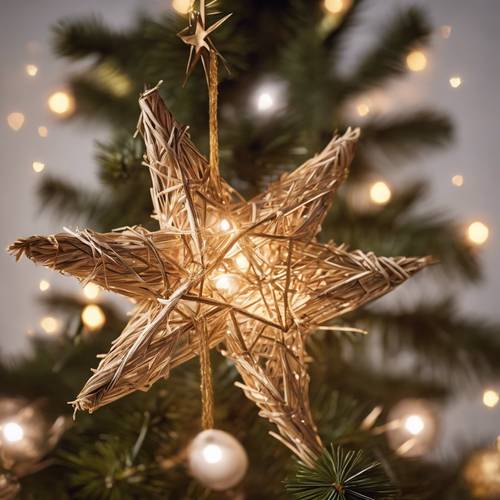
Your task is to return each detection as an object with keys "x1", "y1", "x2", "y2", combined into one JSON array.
[{"x1": 9, "y1": 87, "x2": 431, "y2": 465}]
